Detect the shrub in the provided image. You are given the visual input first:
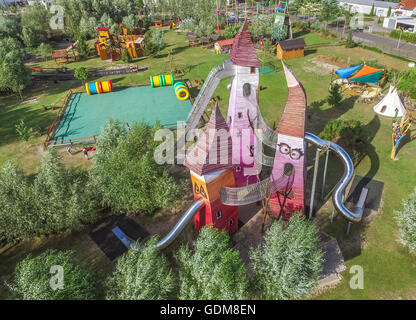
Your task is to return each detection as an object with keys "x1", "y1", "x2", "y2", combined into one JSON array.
[
  {"x1": 249, "y1": 214, "x2": 323, "y2": 300},
  {"x1": 345, "y1": 30, "x2": 356, "y2": 48},
  {"x1": 15, "y1": 119, "x2": 33, "y2": 141},
  {"x1": 327, "y1": 83, "x2": 343, "y2": 106},
  {"x1": 106, "y1": 237, "x2": 175, "y2": 300},
  {"x1": 396, "y1": 187, "x2": 416, "y2": 254},
  {"x1": 390, "y1": 29, "x2": 416, "y2": 45},
  {"x1": 176, "y1": 226, "x2": 248, "y2": 300},
  {"x1": 8, "y1": 250, "x2": 97, "y2": 300},
  {"x1": 321, "y1": 119, "x2": 366, "y2": 143},
  {"x1": 74, "y1": 66, "x2": 91, "y2": 84},
  {"x1": 224, "y1": 24, "x2": 240, "y2": 39},
  {"x1": 121, "y1": 48, "x2": 132, "y2": 63},
  {"x1": 90, "y1": 120, "x2": 183, "y2": 214}
]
